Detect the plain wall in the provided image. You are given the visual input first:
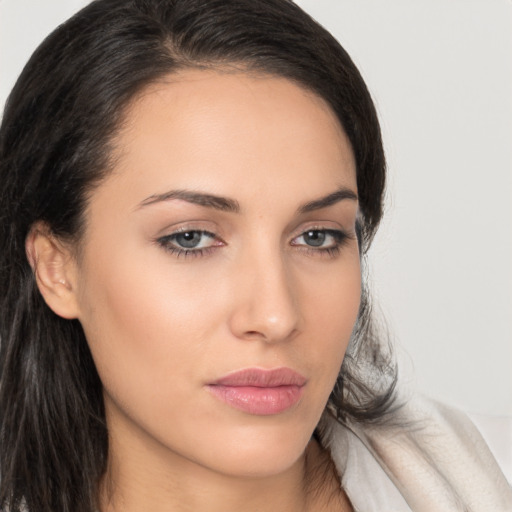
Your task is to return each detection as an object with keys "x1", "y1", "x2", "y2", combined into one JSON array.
[
  {"x1": 295, "y1": 0, "x2": 512, "y2": 417},
  {"x1": 1, "y1": 0, "x2": 511, "y2": 416}
]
